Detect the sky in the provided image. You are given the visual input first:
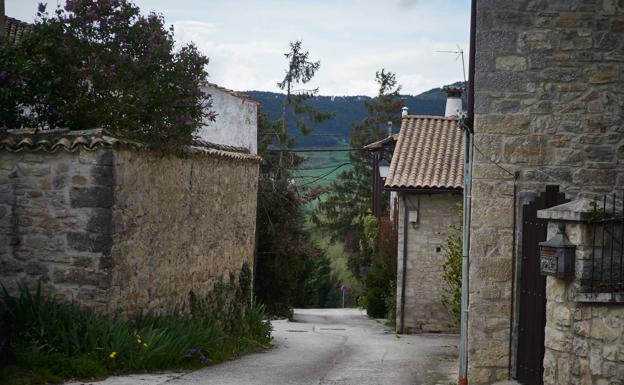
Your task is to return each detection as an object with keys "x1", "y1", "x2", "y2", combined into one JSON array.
[{"x1": 7, "y1": 0, "x2": 471, "y2": 96}]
